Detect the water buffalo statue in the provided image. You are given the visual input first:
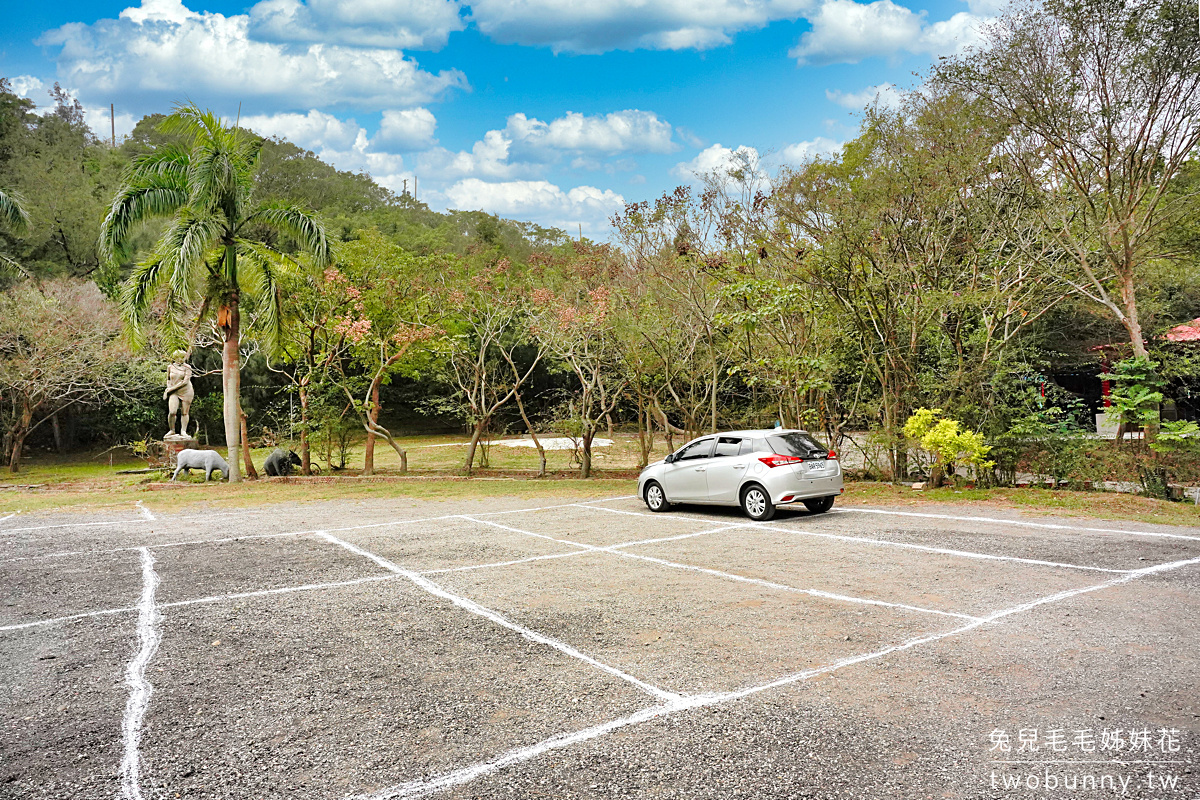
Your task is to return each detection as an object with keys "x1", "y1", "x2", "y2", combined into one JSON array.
[
  {"x1": 171, "y1": 449, "x2": 229, "y2": 482},
  {"x1": 264, "y1": 448, "x2": 303, "y2": 477}
]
